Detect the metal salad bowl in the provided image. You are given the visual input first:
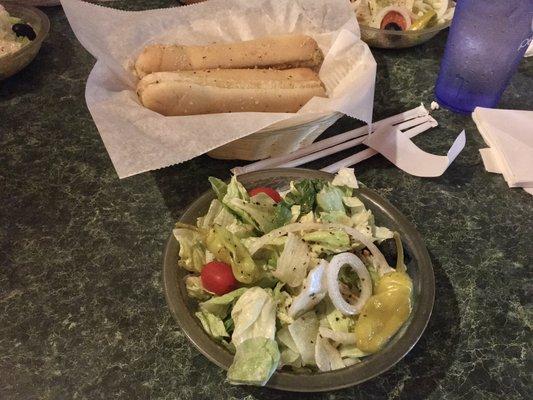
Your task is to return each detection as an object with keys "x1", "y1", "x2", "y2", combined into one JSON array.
[
  {"x1": 163, "y1": 168, "x2": 434, "y2": 392},
  {"x1": 360, "y1": 20, "x2": 451, "y2": 49}
]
